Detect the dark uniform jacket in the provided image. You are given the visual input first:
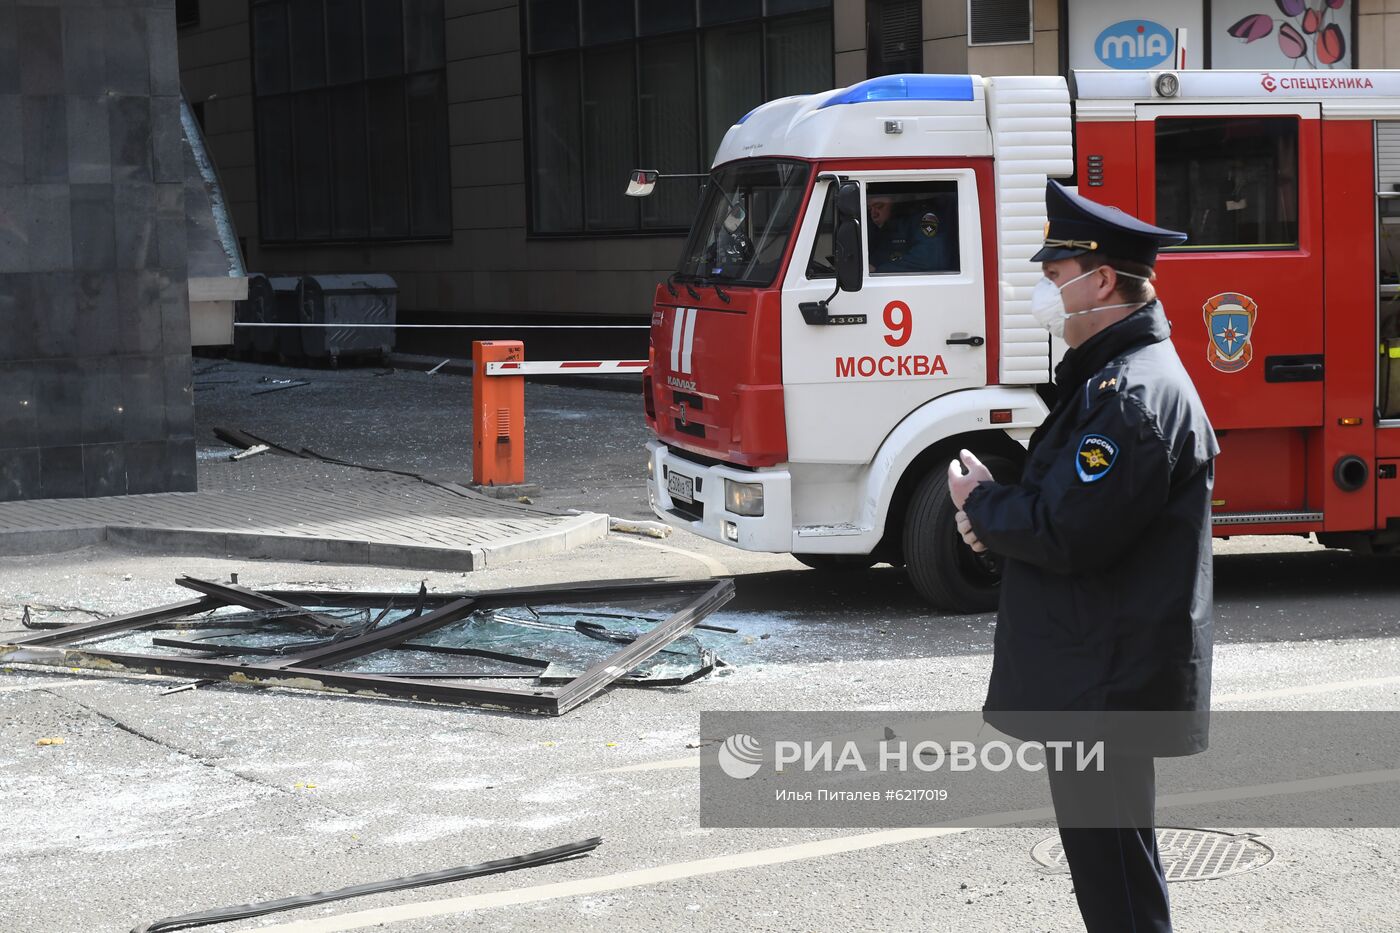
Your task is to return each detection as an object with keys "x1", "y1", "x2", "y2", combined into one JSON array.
[{"x1": 963, "y1": 302, "x2": 1219, "y2": 756}]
